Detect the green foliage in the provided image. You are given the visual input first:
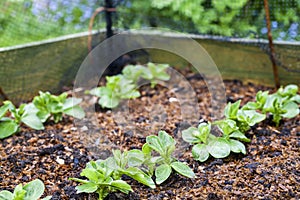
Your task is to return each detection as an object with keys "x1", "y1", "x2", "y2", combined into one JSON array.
[
  {"x1": 105, "y1": 150, "x2": 156, "y2": 189},
  {"x1": 224, "y1": 100, "x2": 266, "y2": 132},
  {"x1": 0, "y1": 91, "x2": 85, "y2": 139},
  {"x1": 118, "y1": 0, "x2": 300, "y2": 40},
  {"x1": 182, "y1": 121, "x2": 249, "y2": 162},
  {"x1": 127, "y1": 144, "x2": 157, "y2": 177},
  {"x1": 146, "y1": 131, "x2": 195, "y2": 184},
  {"x1": 141, "y1": 63, "x2": 170, "y2": 88},
  {"x1": 70, "y1": 160, "x2": 133, "y2": 200},
  {"x1": 0, "y1": 179, "x2": 51, "y2": 200},
  {"x1": 122, "y1": 64, "x2": 145, "y2": 84},
  {"x1": 0, "y1": 101, "x2": 44, "y2": 139},
  {"x1": 183, "y1": 84, "x2": 299, "y2": 162},
  {"x1": 0, "y1": 1, "x2": 100, "y2": 47},
  {"x1": 88, "y1": 63, "x2": 170, "y2": 109},
  {"x1": 32, "y1": 91, "x2": 85, "y2": 123},
  {"x1": 243, "y1": 84, "x2": 300, "y2": 126},
  {"x1": 88, "y1": 75, "x2": 140, "y2": 109}
]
